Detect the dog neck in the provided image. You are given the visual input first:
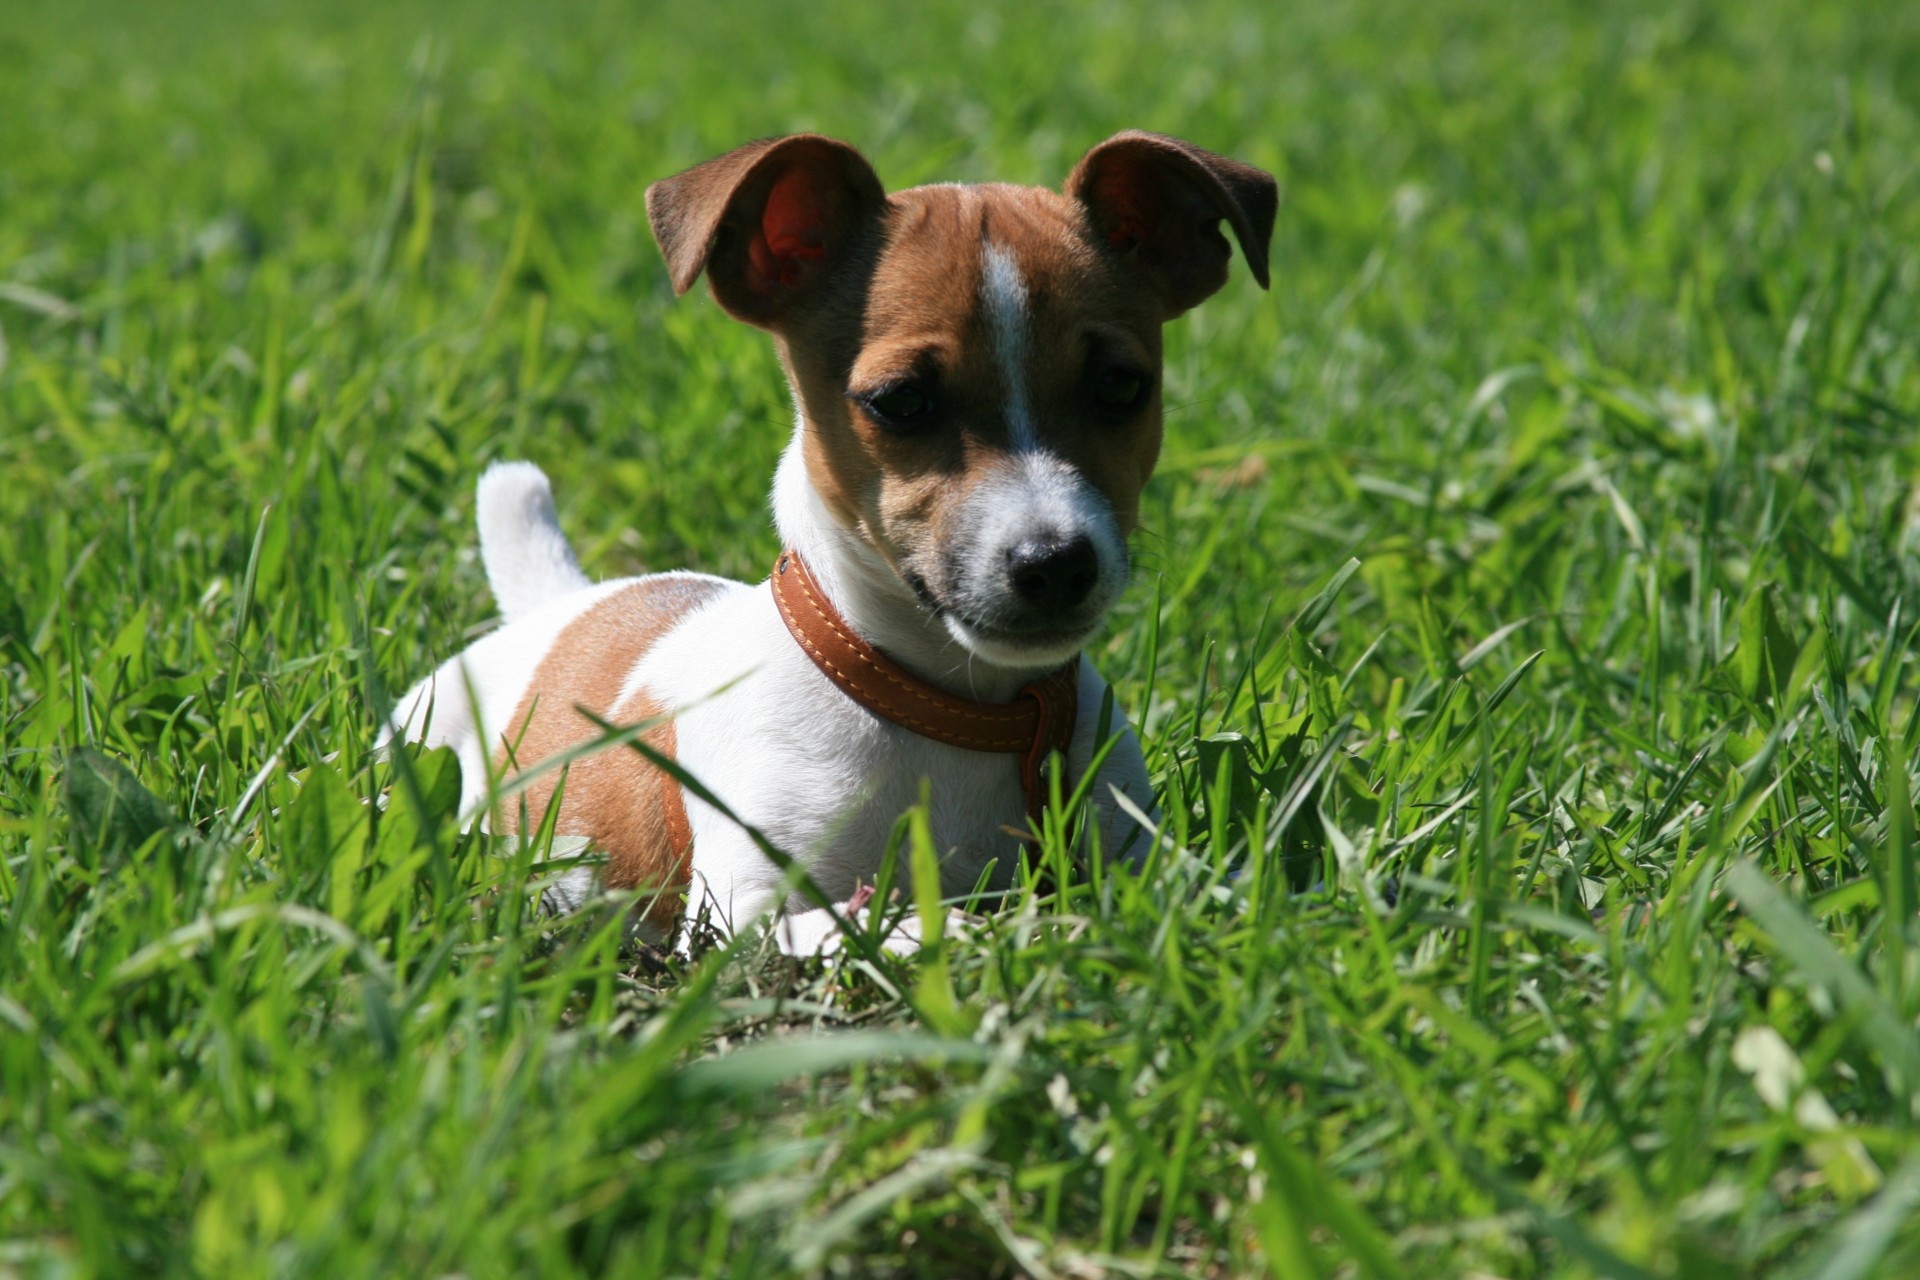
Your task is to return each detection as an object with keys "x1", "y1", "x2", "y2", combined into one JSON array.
[{"x1": 771, "y1": 421, "x2": 1064, "y2": 704}]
